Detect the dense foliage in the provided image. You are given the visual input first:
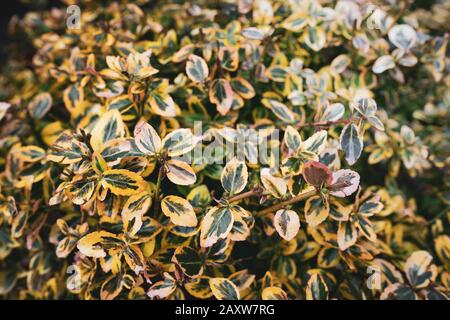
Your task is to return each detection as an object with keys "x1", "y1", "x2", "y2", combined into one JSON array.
[{"x1": 0, "y1": 0, "x2": 449, "y2": 300}]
